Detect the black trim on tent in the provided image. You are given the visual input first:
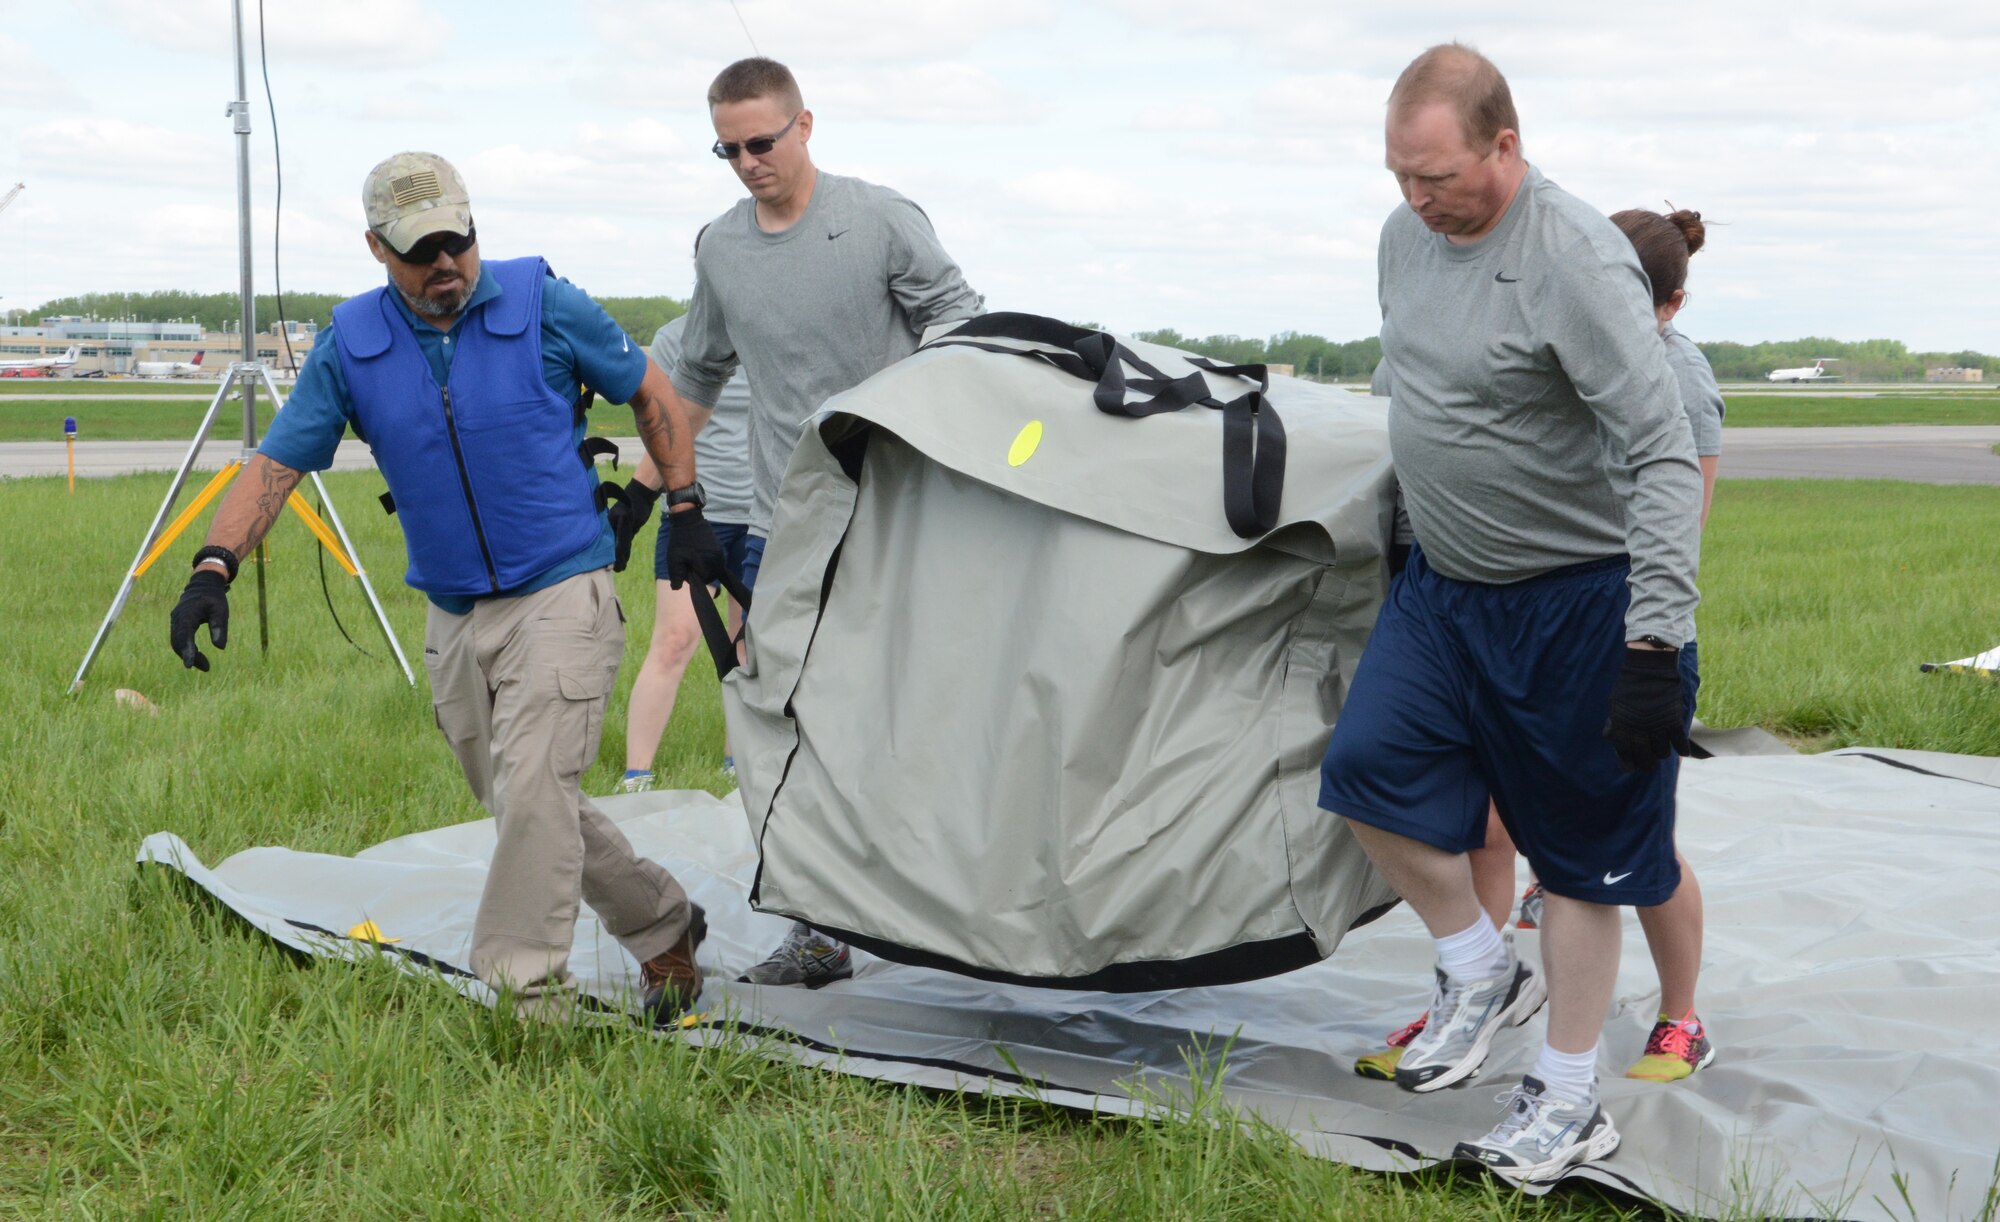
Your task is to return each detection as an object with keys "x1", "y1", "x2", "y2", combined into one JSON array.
[
  {"x1": 1843, "y1": 751, "x2": 2000, "y2": 791},
  {"x1": 800, "y1": 922, "x2": 1325, "y2": 994}
]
